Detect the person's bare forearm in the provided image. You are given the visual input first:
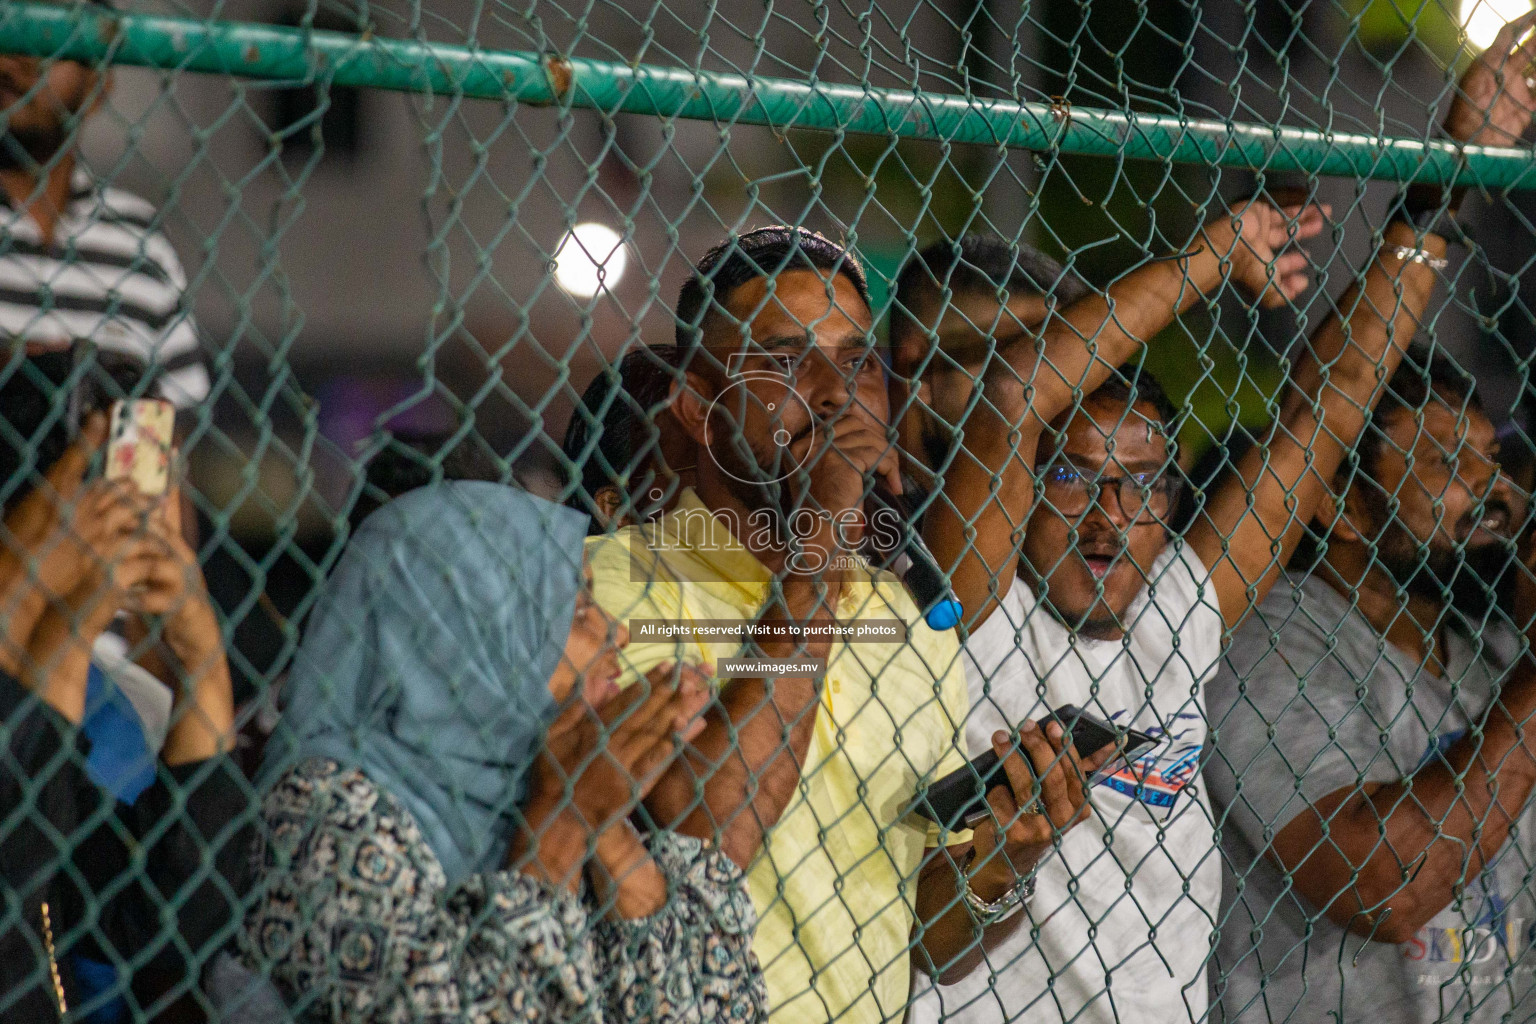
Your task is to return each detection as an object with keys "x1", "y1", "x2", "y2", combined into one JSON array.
[
  {"x1": 645, "y1": 574, "x2": 839, "y2": 869},
  {"x1": 1369, "y1": 696, "x2": 1536, "y2": 929},
  {"x1": 510, "y1": 801, "x2": 591, "y2": 894},
  {"x1": 159, "y1": 656, "x2": 235, "y2": 765},
  {"x1": 151, "y1": 601, "x2": 236, "y2": 765},
  {"x1": 1191, "y1": 222, "x2": 1439, "y2": 626},
  {"x1": 0, "y1": 440, "x2": 98, "y2": 674},
  {"x1": 994, "y1": 223, "x2": 1238, "y2": 433},
  {"x1": 1283, "y1": 660, "x2": 1536, "y2": 941},
  {"x1": 926, "y1": 224, "x2": 1240, "y2": 620},
  {"x1": 589, "y1": 823, "x2": 667, "y2": 920},
  {"x1": 911, "y1": 843, "x2": 1029, "y2": 983},
  {"x1": 18, "y1": 604, "x2": 97, "y2": 723},
  {"x1": 0, "y1": 568, "x2": 47, "y2": 676},
  {"x1": 0, "y1": 539, "x2": 81, "y2": 677},
  {"x1": 1273, "y1": 221, "x2": 1439, "y2": 472}
]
